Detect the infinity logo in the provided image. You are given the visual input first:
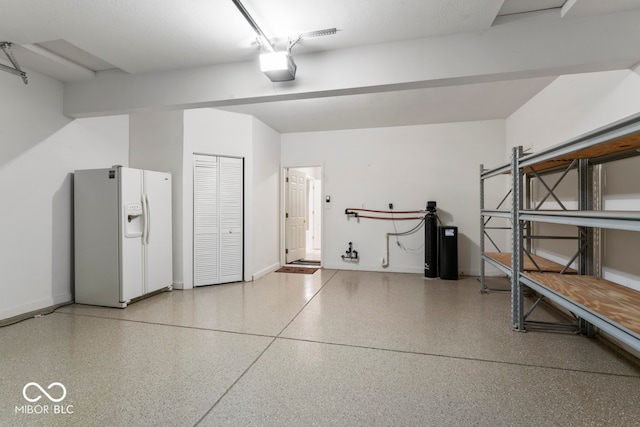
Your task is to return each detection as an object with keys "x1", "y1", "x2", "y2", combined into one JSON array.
[{"x1": 22, "y1": 382, "x2": 67, "y2": 403}]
